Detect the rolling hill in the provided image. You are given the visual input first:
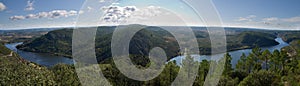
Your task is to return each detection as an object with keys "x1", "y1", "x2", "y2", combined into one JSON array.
[{"x1": 17, "y1": 25, "x2": 279, "y2": 62}]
